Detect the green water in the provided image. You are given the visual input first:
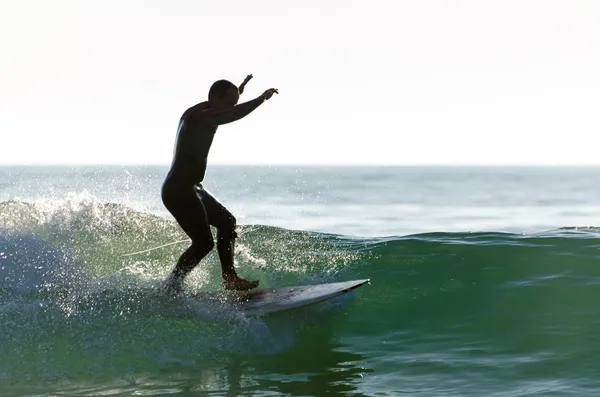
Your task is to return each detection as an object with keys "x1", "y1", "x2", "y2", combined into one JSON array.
[{"x1": 2, "y1": 199, "x2": 600, "y2": 396}]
